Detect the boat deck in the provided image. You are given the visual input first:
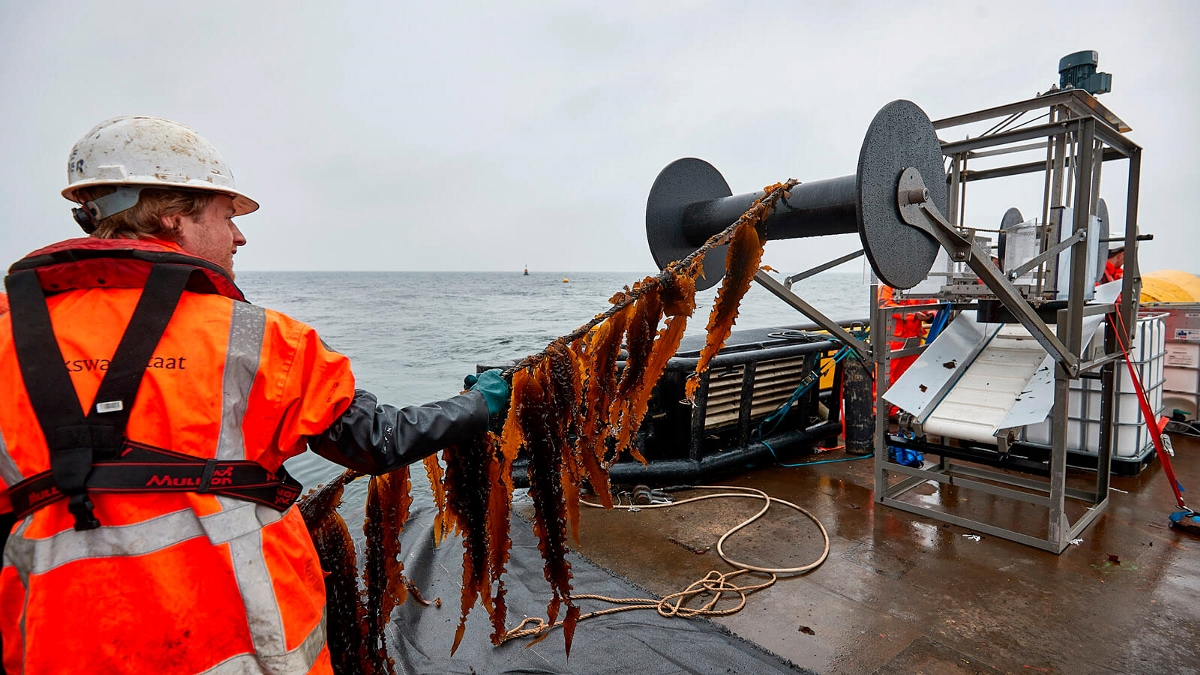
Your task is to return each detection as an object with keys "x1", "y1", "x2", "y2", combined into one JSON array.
[{"x1": 555, "y1": 436, "x2": 1200, "y2": 674}]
